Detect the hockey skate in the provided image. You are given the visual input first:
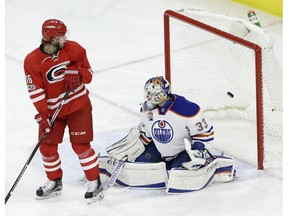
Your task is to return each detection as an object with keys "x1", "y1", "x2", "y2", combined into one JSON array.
[
  {"x1": 85, "y1": 176, "x2": 104, "y2": 204},
  {"x1": 35, "y1": 178, "x2": 63, "y2": 200}
]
